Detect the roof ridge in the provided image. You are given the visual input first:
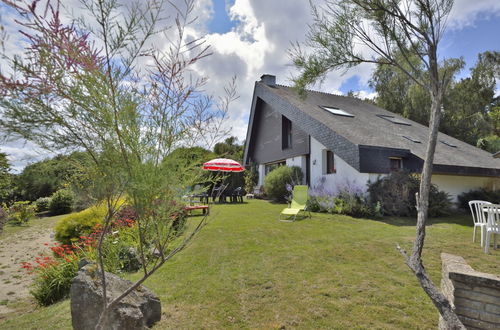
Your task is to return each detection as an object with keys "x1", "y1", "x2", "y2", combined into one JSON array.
[{"x1": 274, "y1": 83, "x2": 356, "y2": 100}]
